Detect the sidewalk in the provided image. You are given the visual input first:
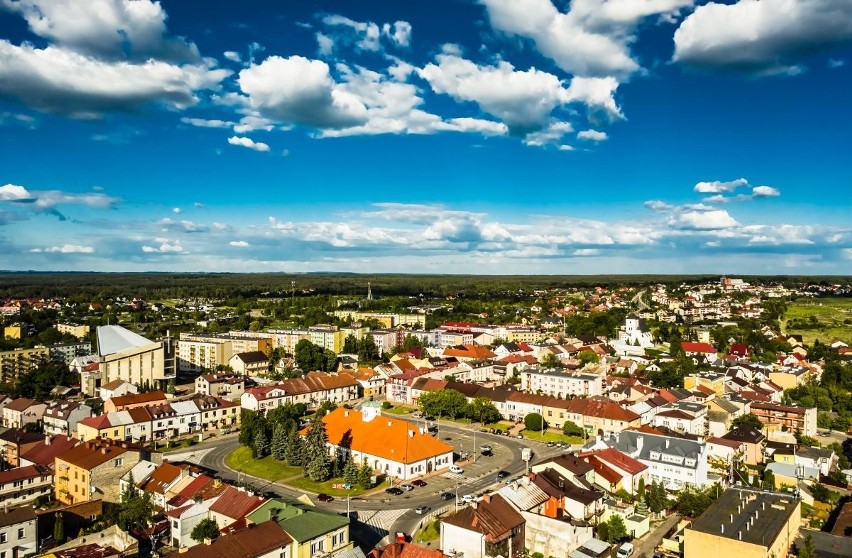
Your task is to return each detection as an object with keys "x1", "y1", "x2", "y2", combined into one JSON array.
[{"x1": 634, "y1": 513, "x2": 681, "y2": 558}]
